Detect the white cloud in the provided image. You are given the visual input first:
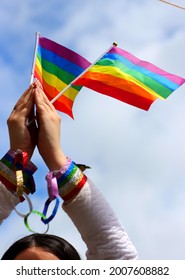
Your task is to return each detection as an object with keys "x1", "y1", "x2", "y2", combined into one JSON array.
[{"x1": 0, "y1": 0, "x2": 185, "y2": 260}]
